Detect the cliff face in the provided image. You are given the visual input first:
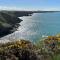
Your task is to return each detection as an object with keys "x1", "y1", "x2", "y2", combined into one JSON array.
[{"x1": 0, "y1": 11, "x2": 33, "y2": 37}]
